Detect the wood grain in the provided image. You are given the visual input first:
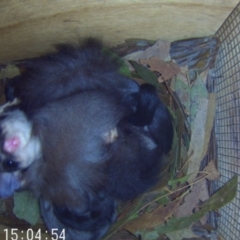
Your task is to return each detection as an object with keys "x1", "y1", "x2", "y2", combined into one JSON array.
[{"x1": 0, "y1": 0, "x2": 238, "y2": 62}]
